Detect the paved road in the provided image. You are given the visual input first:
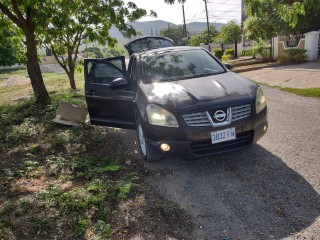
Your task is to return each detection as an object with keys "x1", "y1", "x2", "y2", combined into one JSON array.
[
  {"x1": 240, "y1": 60, "x2": 320, "y2": 89},
  {"x1": 142, "y1": 86, "x2": 320, "y2": 239}
]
